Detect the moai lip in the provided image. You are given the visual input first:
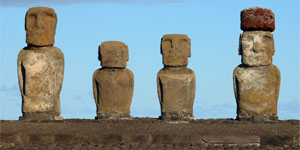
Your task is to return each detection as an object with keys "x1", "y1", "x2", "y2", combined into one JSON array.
[
  {"x1": 241, "y1": 7, "x2": 275, "y2": 32},
  {"x1": 98, "y1": 41, "x2": 129, "y2": 68},
  {"x1": 157, "y1": 34, "x2": 196, "y2": 121},
  {"x1": 93, "y1": 41, "x2": 134, "y2": 120},
  {"x1": 18, "y1": 7, "x2": 64, "y2": 121},
  {"x1": 234, "y1": 7, "x2": 280, "y2": 122},
  {"x1": 25, "y1": 7, "x2": 57, "y2": 46}
]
